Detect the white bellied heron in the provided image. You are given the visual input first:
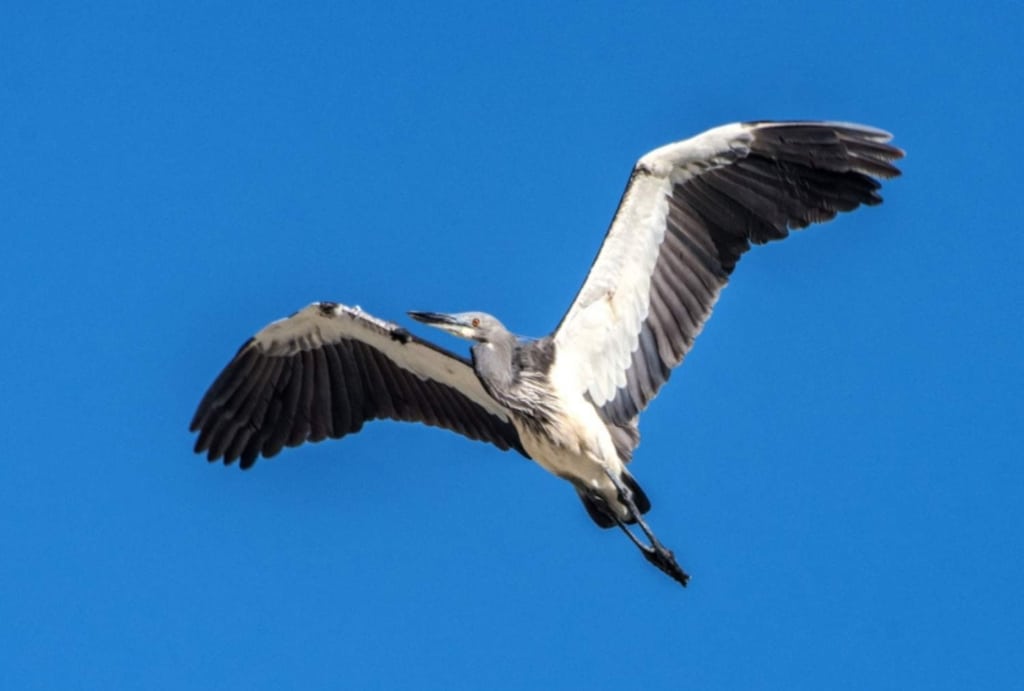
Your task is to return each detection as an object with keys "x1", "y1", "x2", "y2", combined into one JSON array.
[{"x1": 191, "y1": 121, "x2": 903, "y2": 587}]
